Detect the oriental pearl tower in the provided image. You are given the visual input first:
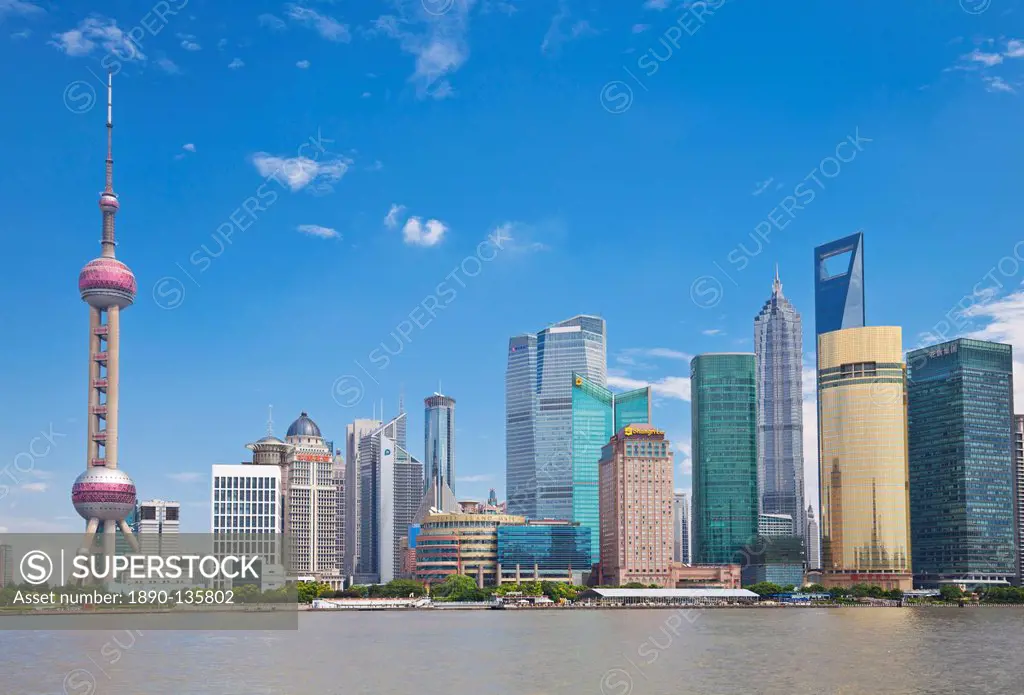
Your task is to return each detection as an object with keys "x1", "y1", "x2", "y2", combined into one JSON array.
[{"x1": 71, "y1": 74, "x2": 140, "y2": 562}]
